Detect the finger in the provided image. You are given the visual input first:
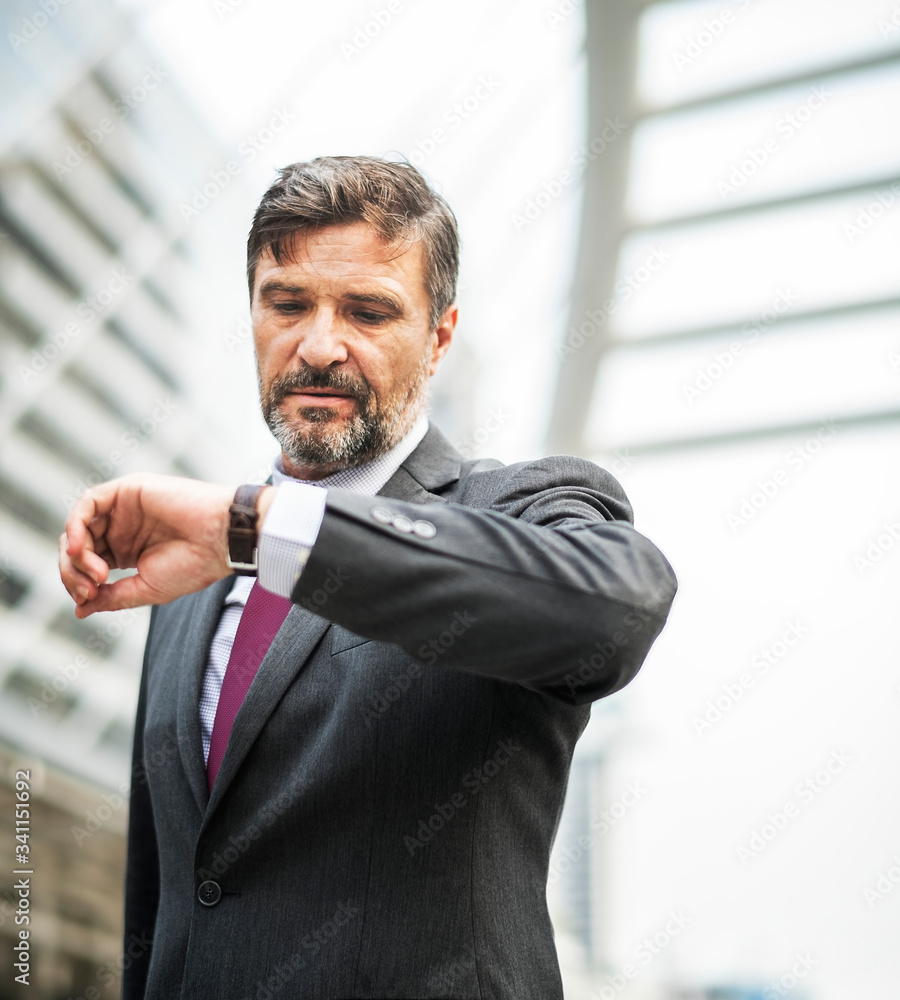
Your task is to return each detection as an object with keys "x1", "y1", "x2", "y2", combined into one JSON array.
[
  {"x1": 74, "y1": 574, "x2": 156, "y2": 618},
  {"x1": 64, "y1": 488, "x2": 100, "y2": 551},
  {"x1": 70, "y1": 543, "x2": 111, "y2": 585},
  {"x1": 59, "y1": 534, "x2": 98, "y2": 603},
  {"x1": 83, "y1": 514, "x2": 116, "y2": 576},
  {"x1": 65, "y1": 493, "x2": 114, "y2": 584}
]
